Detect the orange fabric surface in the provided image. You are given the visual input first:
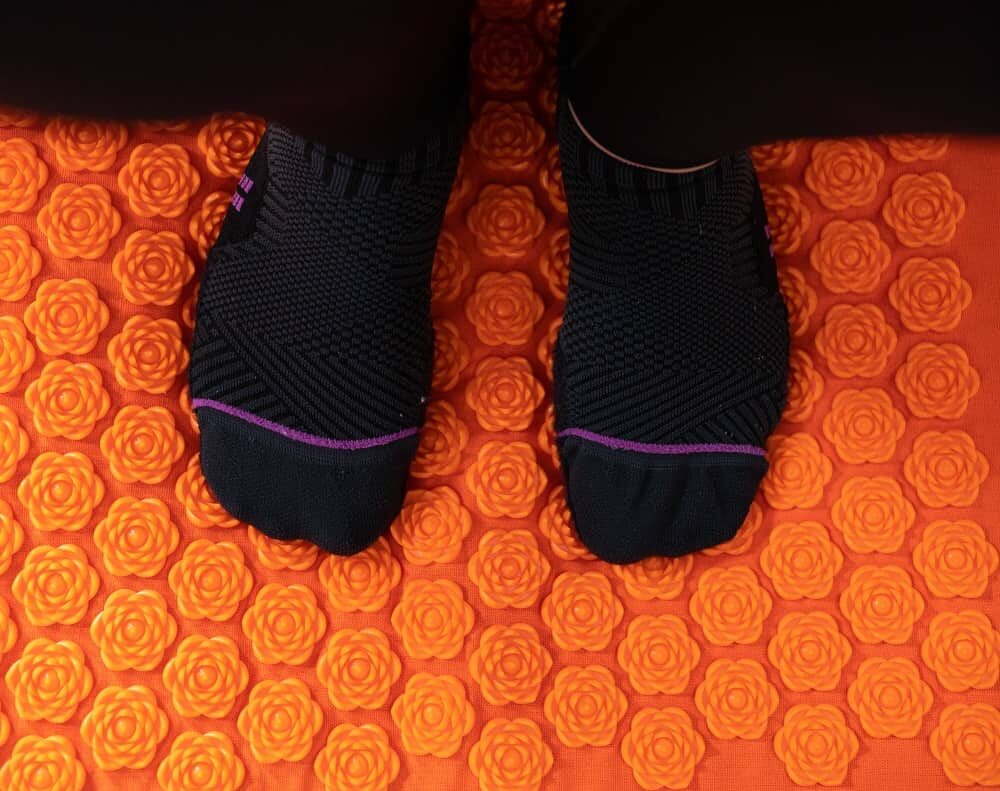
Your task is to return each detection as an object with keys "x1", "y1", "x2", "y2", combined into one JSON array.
[{"x1": 1, "y1": 5, "x2": 999, "y2": 790}]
